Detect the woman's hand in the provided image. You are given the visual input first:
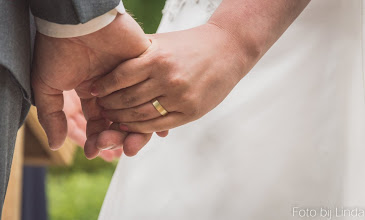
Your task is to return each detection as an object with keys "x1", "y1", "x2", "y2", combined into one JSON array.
[
  {"x1": 91, "y1": 24, "x2": 257, "y2": 134},
  {"x1": 89, "y1": 0, "x2": 309, "y2": 156}
]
